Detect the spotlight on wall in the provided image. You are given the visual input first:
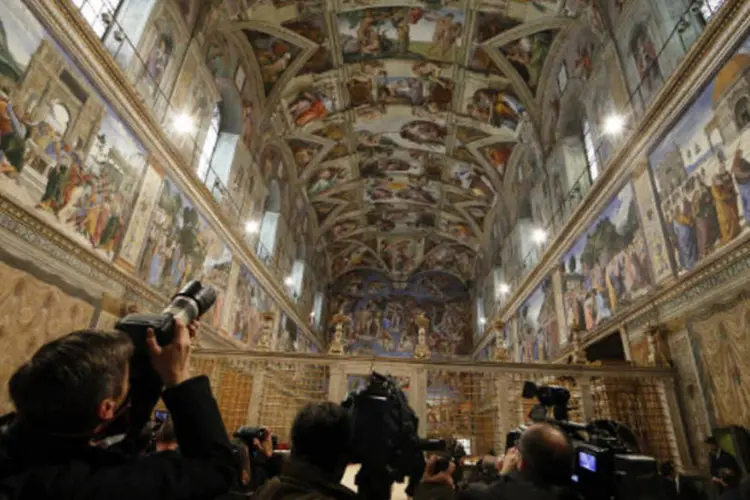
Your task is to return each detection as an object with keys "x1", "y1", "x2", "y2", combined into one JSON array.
[
  {"x1": 172, "y1": 112, "x2": 195, "y2": 134},
  {"x1": 244, "y1": 220, "x2": 260, "y2": 234},
  {"x1": 284, "y1": 276, "x2": 295, "y2": 287},
  {"x1": 602, "y1": 113, "x2": 627, "y2": 136},
  {"x1": 498, "y1": 283, "x2": 511, "y2": 295},
  {"x1": 531, "y1": 228, "x2": 548, "y2": 245}
]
